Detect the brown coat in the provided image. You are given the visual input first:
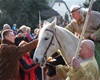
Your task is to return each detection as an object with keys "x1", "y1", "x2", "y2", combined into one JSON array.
[{"x1": 0, "y1": 39, "x2": 38, "y2": 80}]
